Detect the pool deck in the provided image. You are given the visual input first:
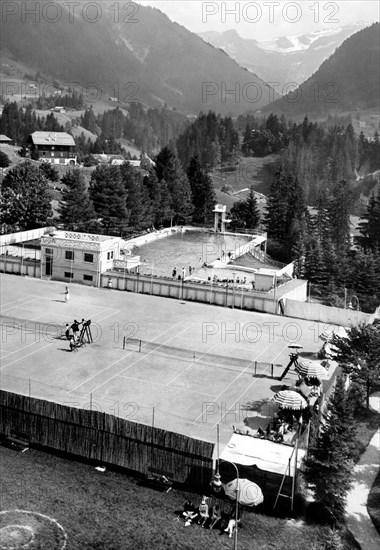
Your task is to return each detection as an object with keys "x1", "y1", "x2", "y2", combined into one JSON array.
[{"x1": 0, "y1": 273, "x2": 335, "y2": 449}]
